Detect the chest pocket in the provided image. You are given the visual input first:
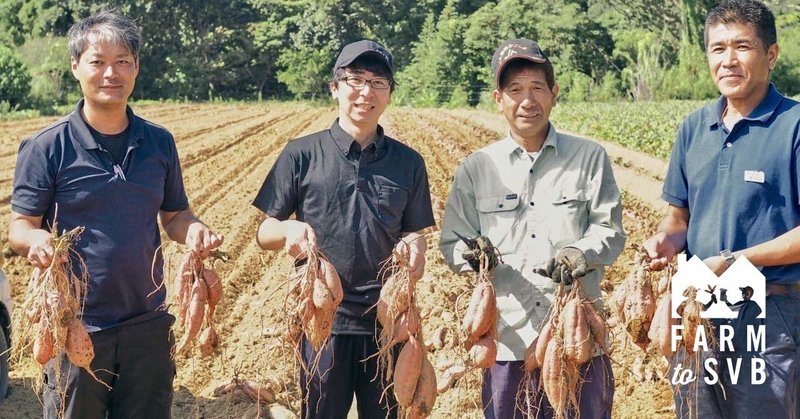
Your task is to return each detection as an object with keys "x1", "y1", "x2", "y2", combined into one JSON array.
[
  {"x1": 377, "y1": 183, "x2": 408, "y2": 229},
  {"x1": 476, "y1": 195, "x2": 520, "y2": 248},
  {"x1": 547, "y1": 187, "x2": 591, "y2": 248}
]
